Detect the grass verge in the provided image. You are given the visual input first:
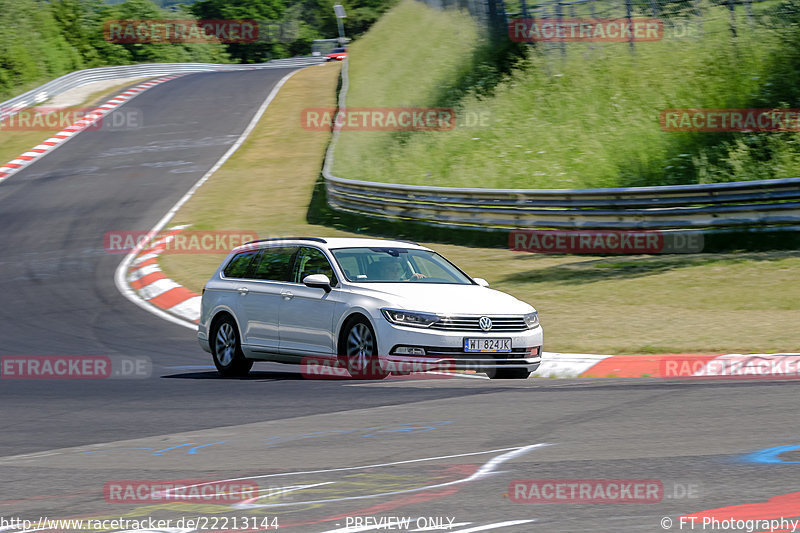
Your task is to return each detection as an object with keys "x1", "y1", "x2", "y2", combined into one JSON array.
[{"x1": 158, "y1": 63, "x2": 800, "y2": 354}]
